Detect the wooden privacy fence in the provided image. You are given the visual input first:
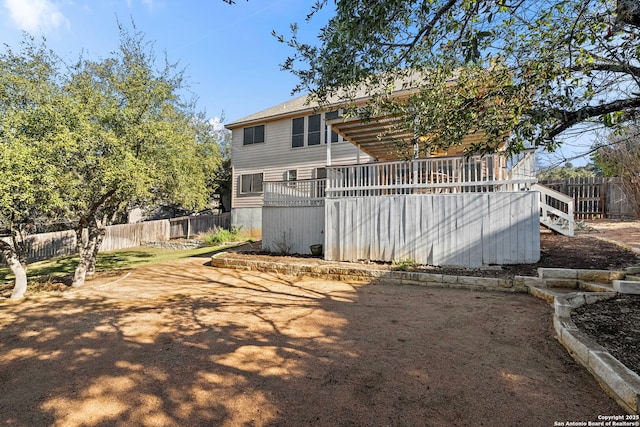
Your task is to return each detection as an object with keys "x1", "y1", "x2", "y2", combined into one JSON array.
[
  {"x1": 169, "y1": 213, "x2": 231, "y2": 238},
  {"x1": 324, "y1": 192, "x2": 540, "y2": 267},
  {"x1": 539, "y1": 177, "x2": 634, "y2": 220},
  {"x1": 0, "y1": 213, "x2": 231, "y2": 265}
]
